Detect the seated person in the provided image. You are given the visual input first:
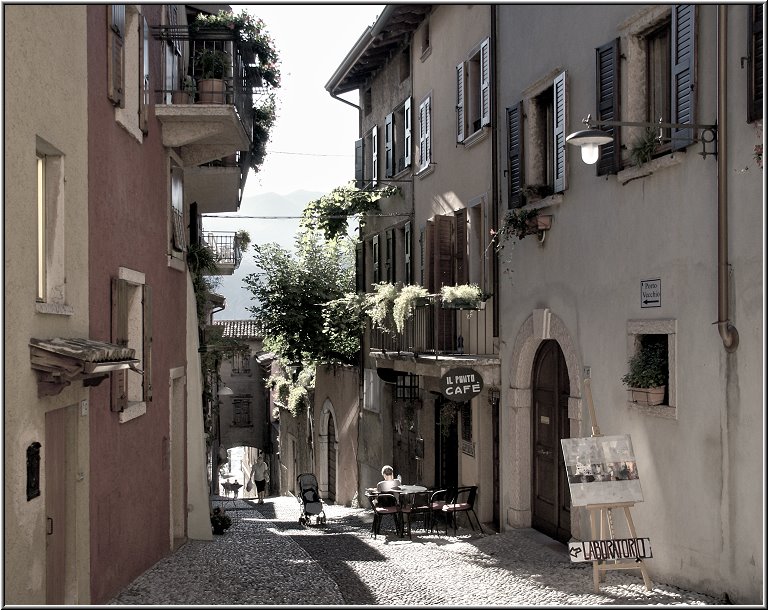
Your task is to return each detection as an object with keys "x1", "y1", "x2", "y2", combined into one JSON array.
[{"x1": 376, "y1": 464, "x2": 401, "y2": 492}]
